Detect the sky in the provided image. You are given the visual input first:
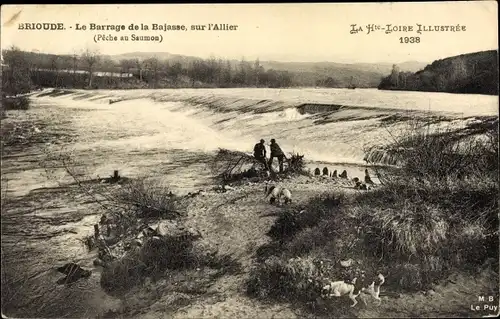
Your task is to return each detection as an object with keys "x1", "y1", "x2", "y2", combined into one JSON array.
[{"x1": 1, "y1": 2, "x2": 498, "y2": 64}]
